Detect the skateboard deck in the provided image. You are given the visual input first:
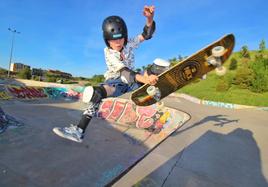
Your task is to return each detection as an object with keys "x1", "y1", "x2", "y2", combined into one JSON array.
[
  {"x1": 97, "y1": 97, "x2": 190, "y2": 148},
  {"x1": 131, "y1": 34, "x2": 235, "y2": 106}
]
